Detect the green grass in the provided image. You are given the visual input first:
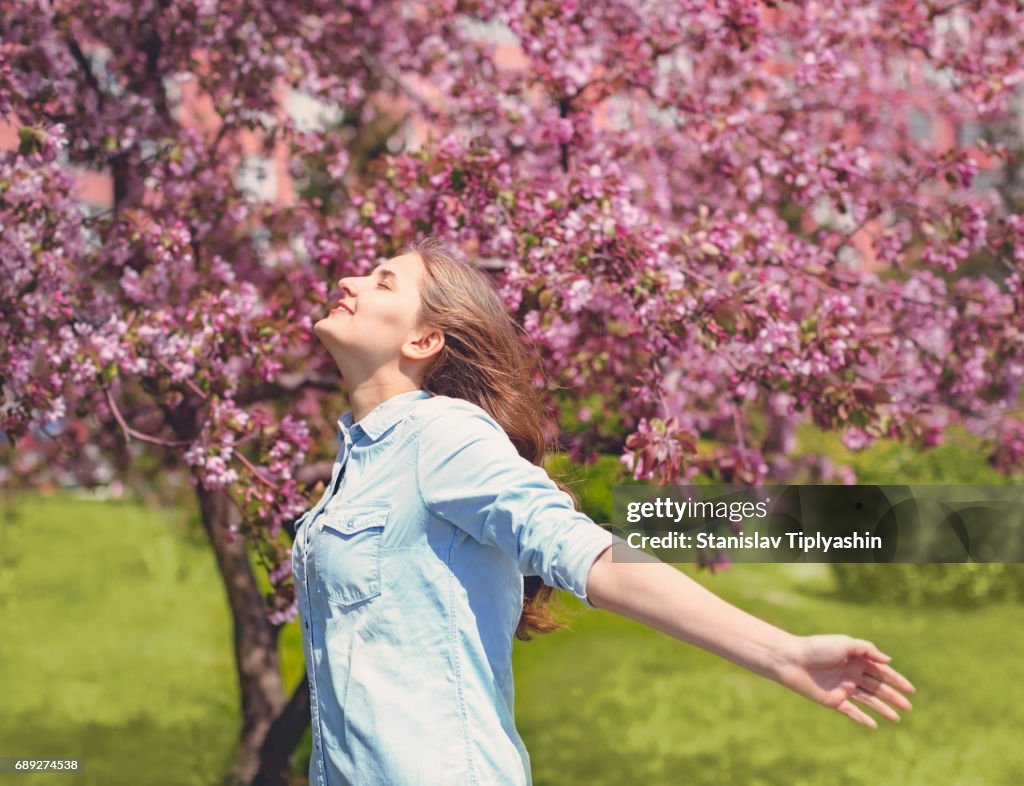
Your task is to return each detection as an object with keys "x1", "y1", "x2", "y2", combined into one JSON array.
[
  {"x1": 0, "y1": 494, "x2": 239, "y2": 786},
  {"x1": 515, "y1": 565, "x2": 1024, "y2": 786},
  {"x1": 2, "y1": 421, "x2": 1022, "y2": 785}
]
